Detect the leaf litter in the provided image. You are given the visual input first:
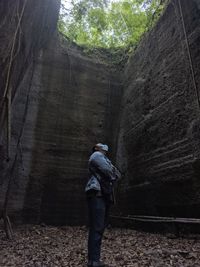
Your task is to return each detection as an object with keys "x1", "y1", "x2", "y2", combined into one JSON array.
[{"x1": 1, "y1": 225, "x2": 200, "y2": 267}]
